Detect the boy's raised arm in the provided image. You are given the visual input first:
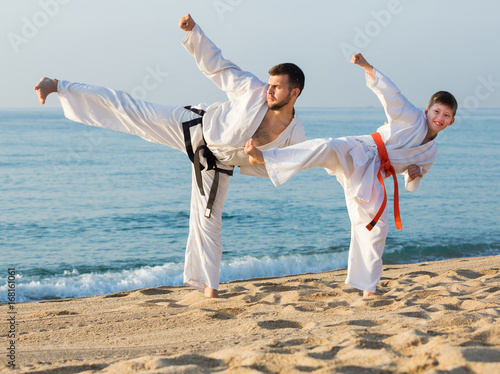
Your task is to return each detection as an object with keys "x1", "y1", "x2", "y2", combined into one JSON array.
[
  {"x1": 352, "y1": 53, "x2": 420, "y2": 126},
  {"x1": 351, "y1": 53, "x2": 376, "y2": 82}
]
